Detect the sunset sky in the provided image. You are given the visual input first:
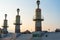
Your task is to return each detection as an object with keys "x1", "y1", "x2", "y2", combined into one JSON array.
[{"x1": 0, "y1": 0, "x2": 60, "y2": 32}]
